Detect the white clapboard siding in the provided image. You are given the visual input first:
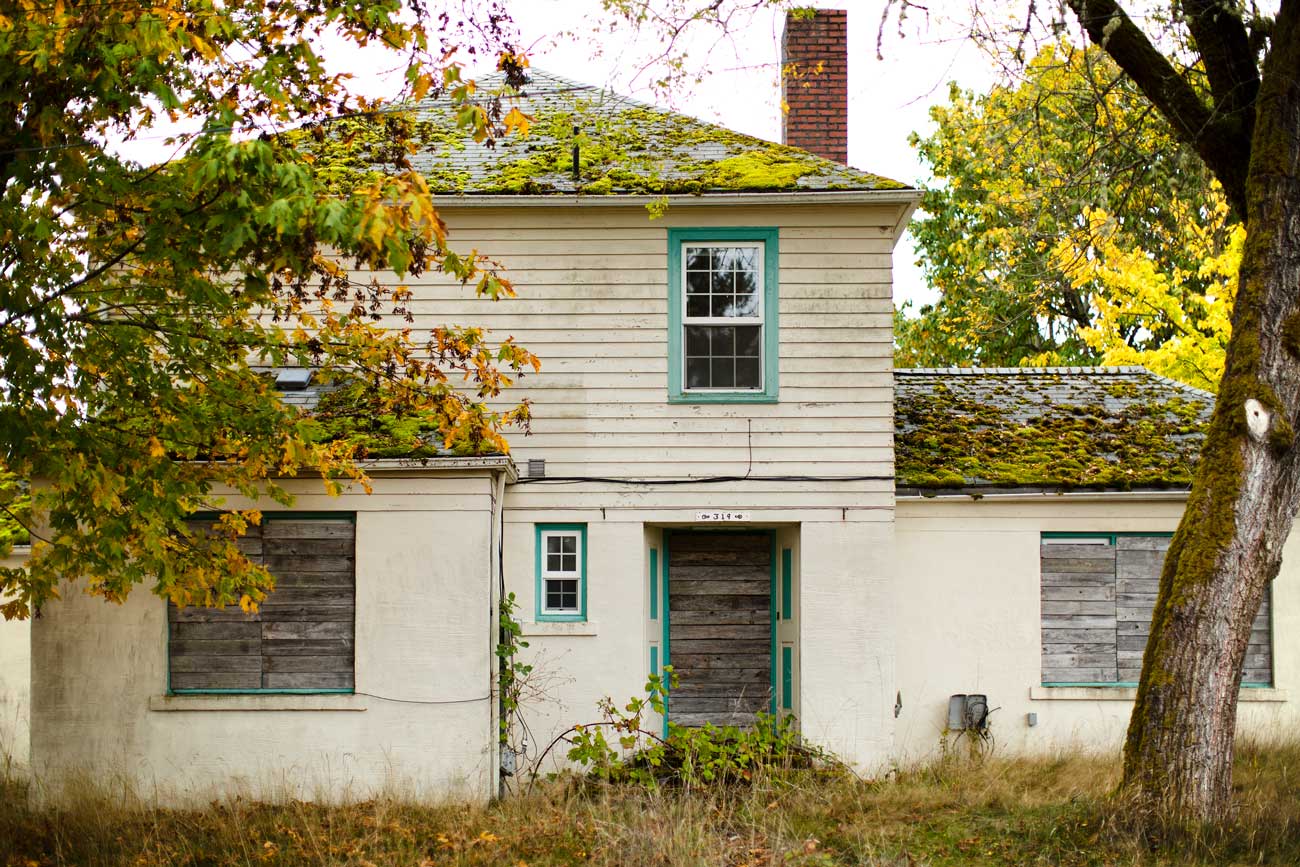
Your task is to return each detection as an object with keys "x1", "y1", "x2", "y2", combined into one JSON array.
[{"x1": 339, "y1": 203, "x2": 899, "y2": 497}]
